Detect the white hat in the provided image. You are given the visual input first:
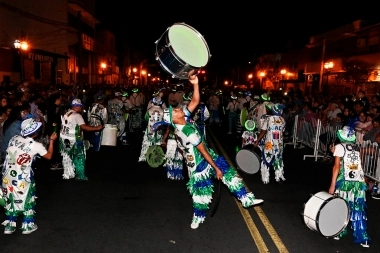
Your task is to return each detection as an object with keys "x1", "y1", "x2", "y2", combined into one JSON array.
[
  {"x1": 337, "y1": 126, "x2": 356, "y2": 143},
  {"x1": 21, "y1": 118, "x2": 42, "y2": 136},
  {"x1": 71, "y1": 99, "x2": 83, "y2": 106}
]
